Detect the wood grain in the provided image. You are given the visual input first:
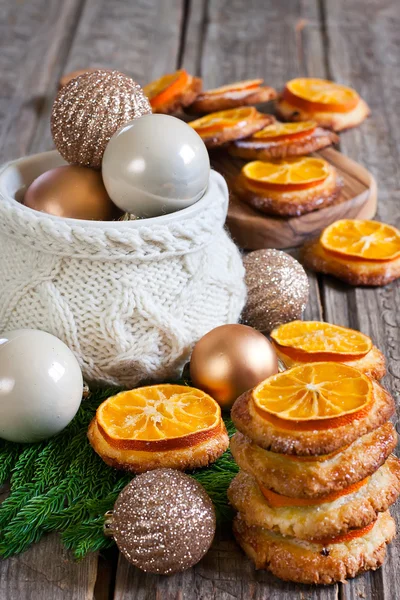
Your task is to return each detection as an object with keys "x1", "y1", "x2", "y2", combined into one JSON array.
[
  {"x1": 0, "y1": 533, "x2": 97, "y2": 600},
  {"x1": 0, "y1": 0, "x2": 83, "y2": 164},
  {"x1": 213, "y1": 147, "x2": 377, "y2": 249},
  {"x1": 30, "y1": 0, "x2": 186, "y2": 154},
  {"x1": 319, "y1": 2, "x2": 400, "y2": 599}
]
